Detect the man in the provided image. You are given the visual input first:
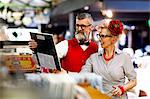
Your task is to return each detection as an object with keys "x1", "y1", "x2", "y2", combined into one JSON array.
[{"x1": 29, "y1": 13, "x2": 98, "y2": 72}]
